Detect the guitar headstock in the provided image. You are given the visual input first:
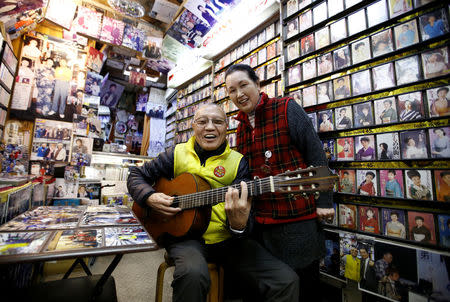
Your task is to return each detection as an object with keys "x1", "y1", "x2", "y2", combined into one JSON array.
[{"x1": 272, "y1": 166, "x2": 338, "y2": 195}]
